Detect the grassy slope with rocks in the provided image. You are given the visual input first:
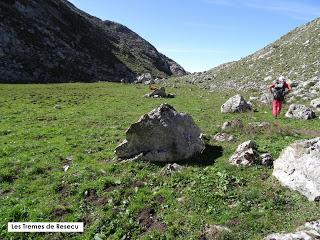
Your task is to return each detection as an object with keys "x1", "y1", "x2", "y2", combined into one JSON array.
[
  {"x1": 0, "y1": 0, "x2": 185, "y2": 83},
  {"x1": 1, "y1": 82, "x2": 320, "y2": 240},
  {"x1": 179, "y1": 17, "x2": 320, "y2": 91}
]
